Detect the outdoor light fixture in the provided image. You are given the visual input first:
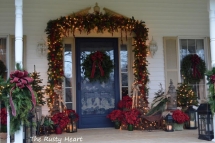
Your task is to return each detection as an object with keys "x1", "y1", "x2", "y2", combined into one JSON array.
[
  {"x1": 149, "y1": 37, "x2": 158, "y2": 58},
  {"x1": 165, "y1": 114, "x2": 174, "y2": 132},
  {"x1": 37, "y1": 42, "x2": 47, "y2": 56},
  {"x1": 197, "y1": 103, "x2": 213, "y2": 141},
  {"x1": 185, "y1": 106, "x2": 197, "y2": 129},
  {"x1": 66, "y1": 113, "x2": 77, "y2": 133}
]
